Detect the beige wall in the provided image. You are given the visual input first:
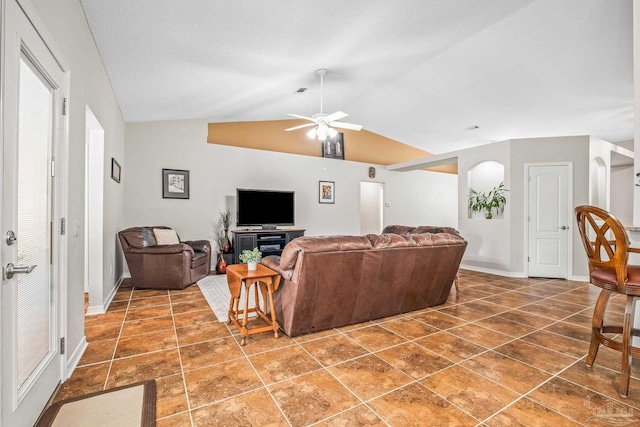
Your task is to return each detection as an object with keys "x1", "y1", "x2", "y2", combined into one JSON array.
[{"x1": 125, "y1": 119, "x2": 459, "y2": 259}]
